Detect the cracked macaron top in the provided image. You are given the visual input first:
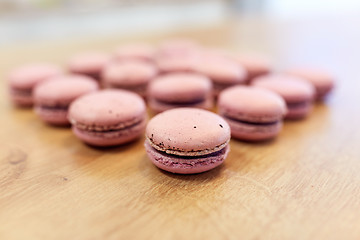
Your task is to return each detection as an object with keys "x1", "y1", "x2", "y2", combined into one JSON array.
[
  {"x1": 68, "y1": 89, "x2": 146, "y2": 130},
  {"x1": 218, "y1": 86, "x2": 287, "y2": 123},
  {"x1": 146, "y1": 108, "x2": 230, "y2": 156}
]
